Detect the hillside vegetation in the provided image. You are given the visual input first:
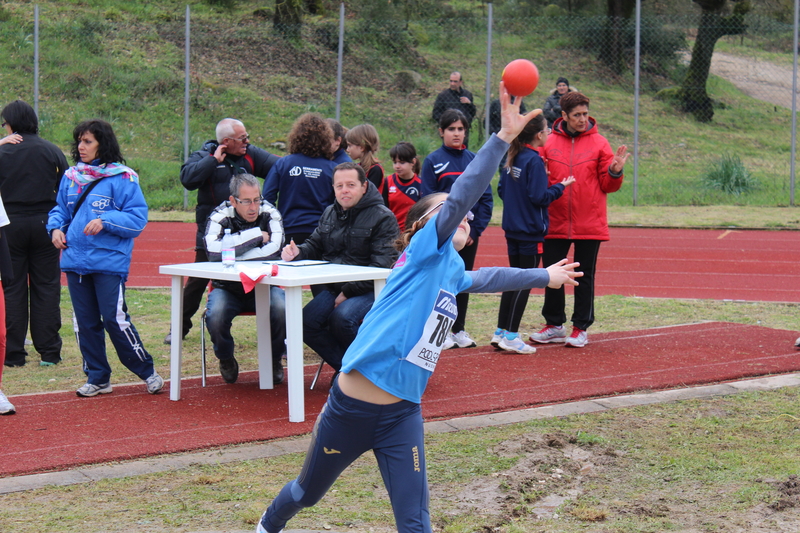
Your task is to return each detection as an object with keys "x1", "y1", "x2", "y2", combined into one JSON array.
[{"x1": 1, "y1": 0, "x2": 799, "y2": 214}]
